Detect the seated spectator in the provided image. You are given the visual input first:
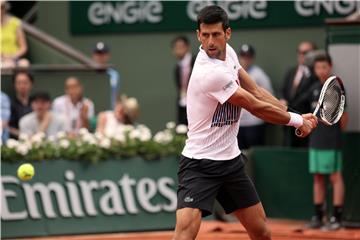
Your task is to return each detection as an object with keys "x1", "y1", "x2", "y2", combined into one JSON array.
[
  {"x1": 52, "y1": 77, "x2": 95, "y2": 134},
  {"x1": 19, "y1": 92, "x2": 68, "y2": 137},
  {"x1": 0, "y1": 0, "x2": 29, "y2": 68},
  {"x1": 9, "y1": 71, "x2": 33, "y2": 138},
  {"x1": 1, "y1": 91, "x2": 11, "y2": 143},
  {"x1": 237, "y1": 44, "x2": 273, "y2": 150},
  {"x1": 96, "y1": 95, "x2": 139, "y2": 136}
]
